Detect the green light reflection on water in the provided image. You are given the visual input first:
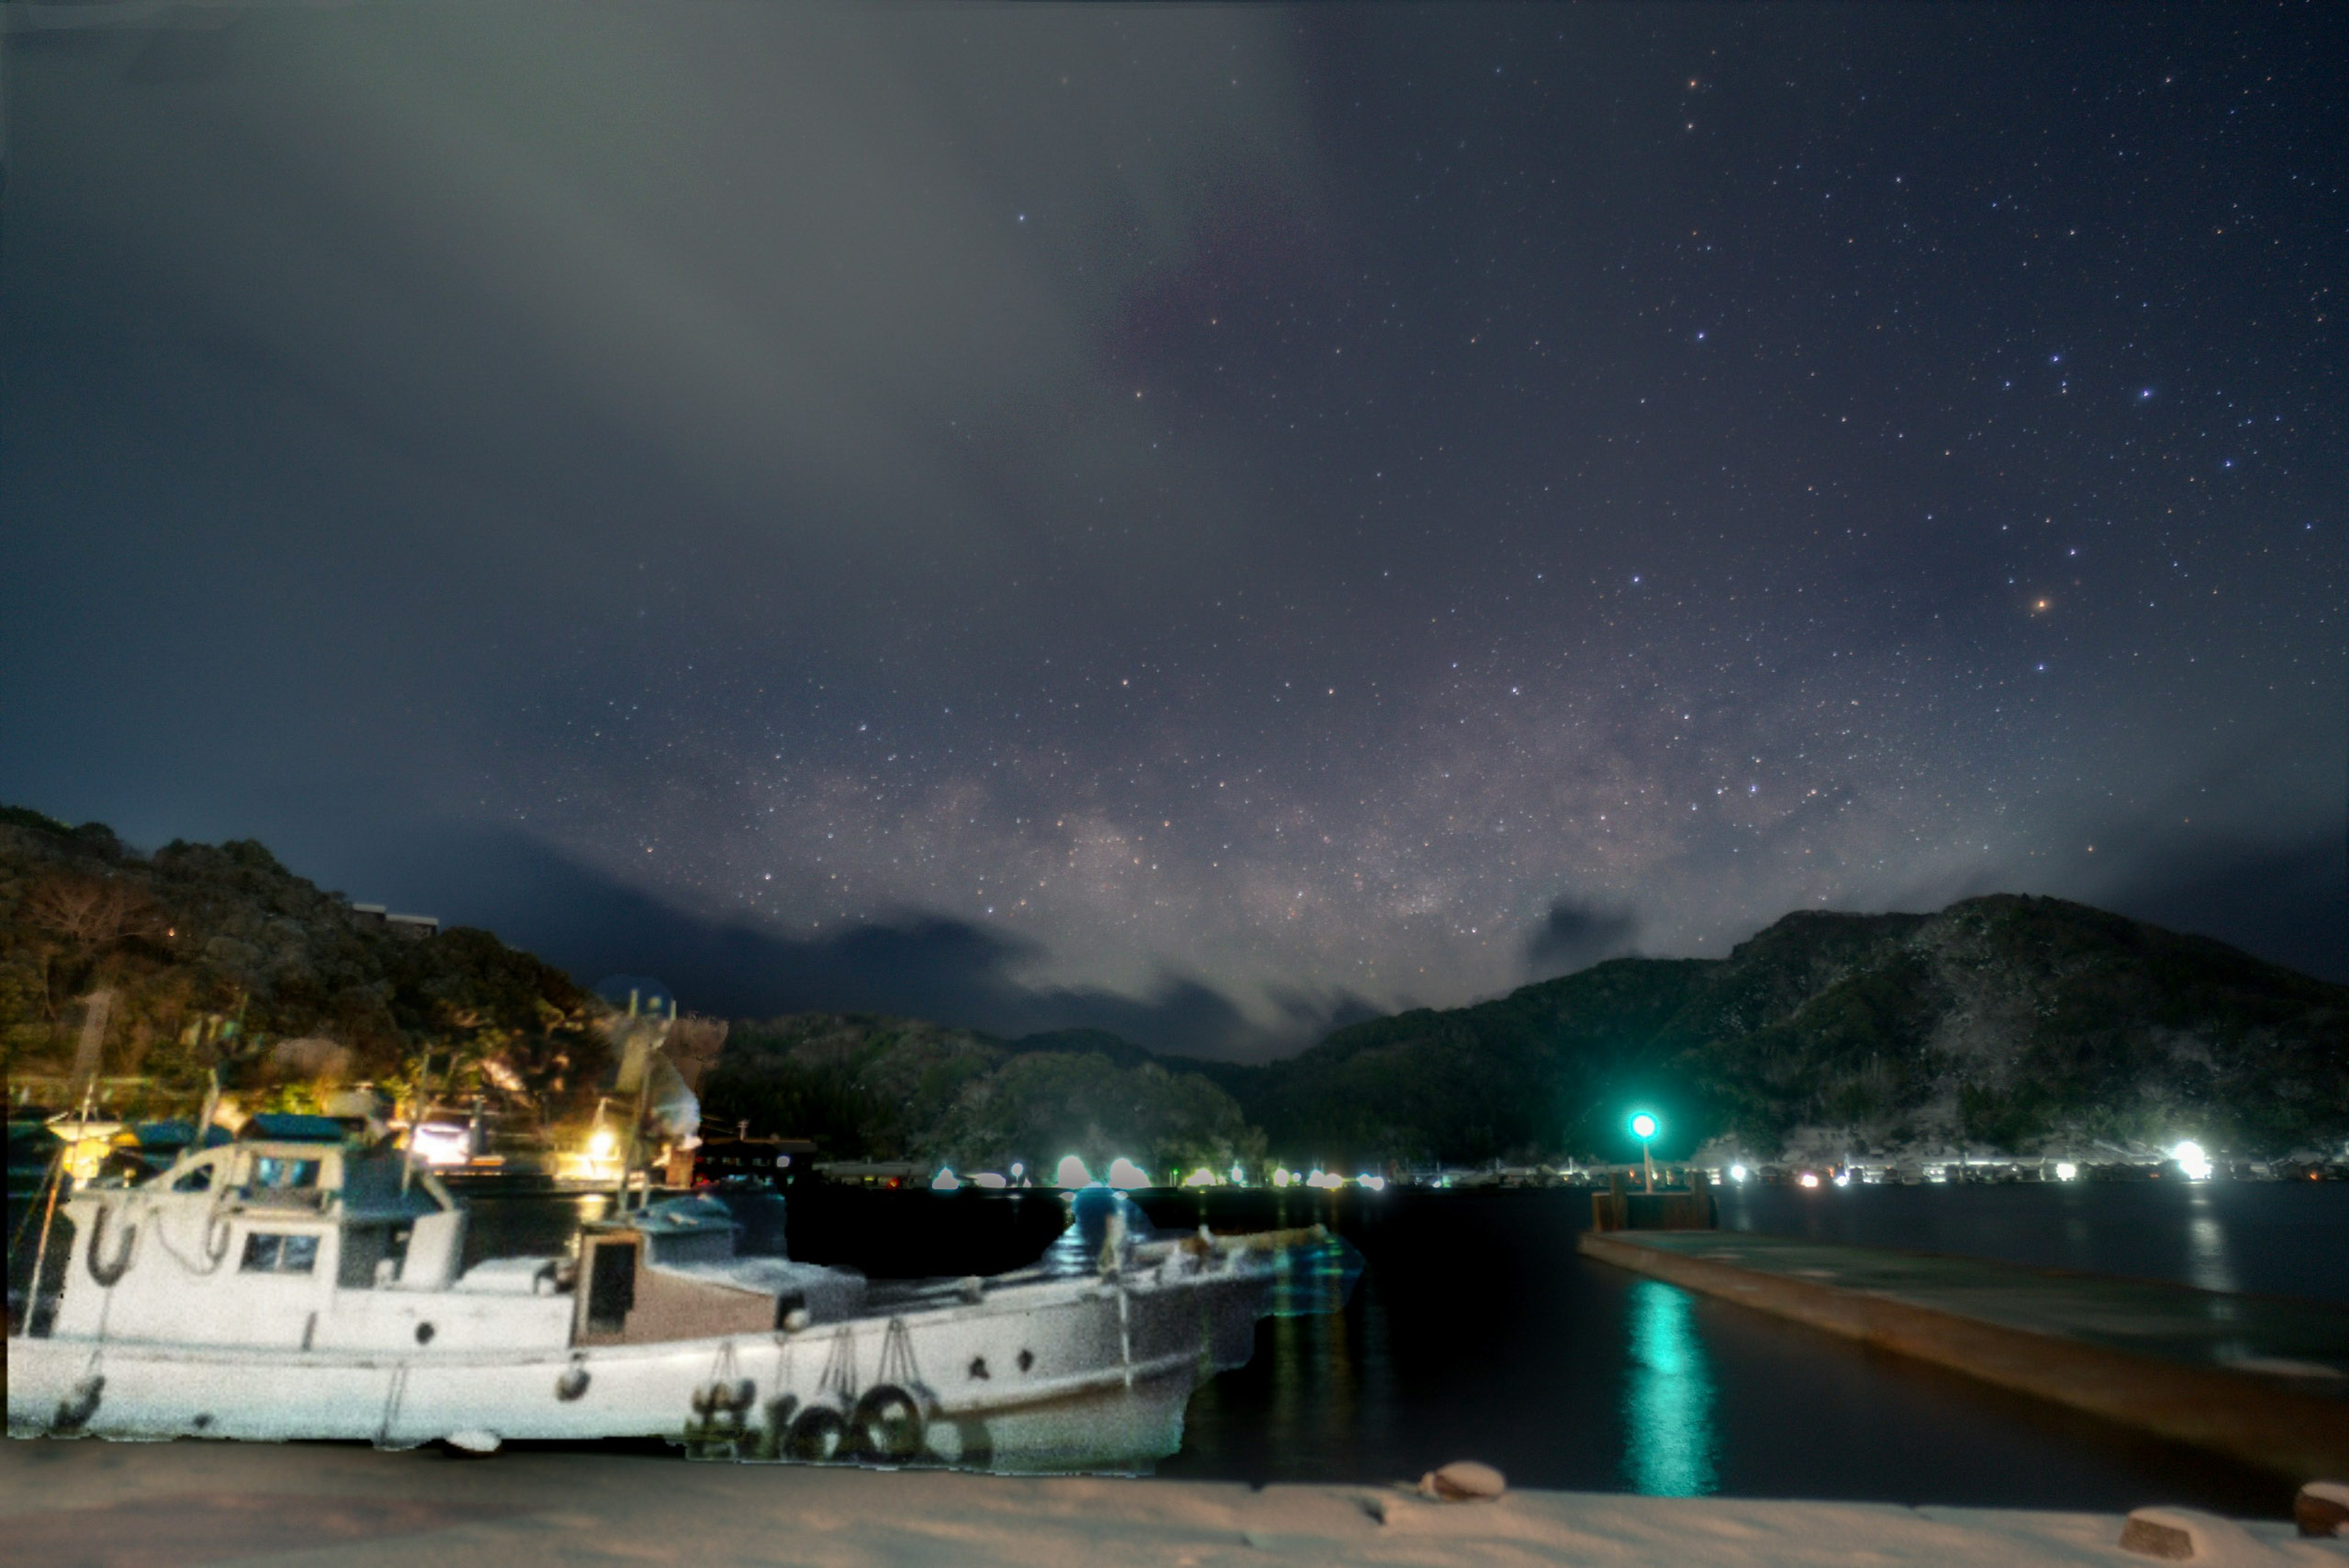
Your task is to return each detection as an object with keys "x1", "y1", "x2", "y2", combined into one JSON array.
[{"x1": 1621, "y1": 1279, "x2": 1720, "y2": 1496}]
